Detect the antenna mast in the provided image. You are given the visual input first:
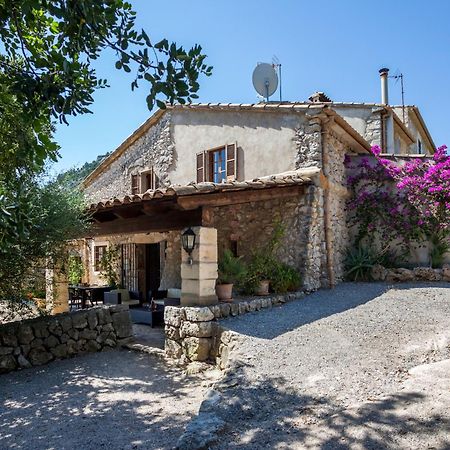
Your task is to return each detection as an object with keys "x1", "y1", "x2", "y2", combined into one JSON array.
[
  {"x1": 272, "y1": 55, "x2": 282, "y2": 102},
  {"x1": 391, "y1": 72, "x2": 405, "y2": 122}
]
